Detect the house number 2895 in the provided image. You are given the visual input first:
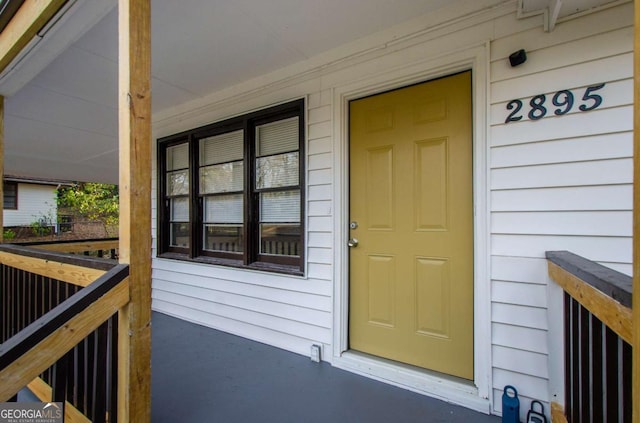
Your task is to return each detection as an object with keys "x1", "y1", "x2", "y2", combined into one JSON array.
[{"x1": 505, "y1": 83, "x2": 605, "y2": 124}]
